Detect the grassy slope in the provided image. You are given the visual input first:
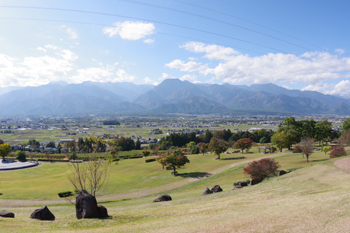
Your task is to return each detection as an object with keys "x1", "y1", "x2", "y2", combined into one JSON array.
[
  {"x1": 1, "y1": 155, "x2": 350, "y2": 232},
  {"x1": 0, "y1": 149, "x2": 280, "y2": 200}
]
